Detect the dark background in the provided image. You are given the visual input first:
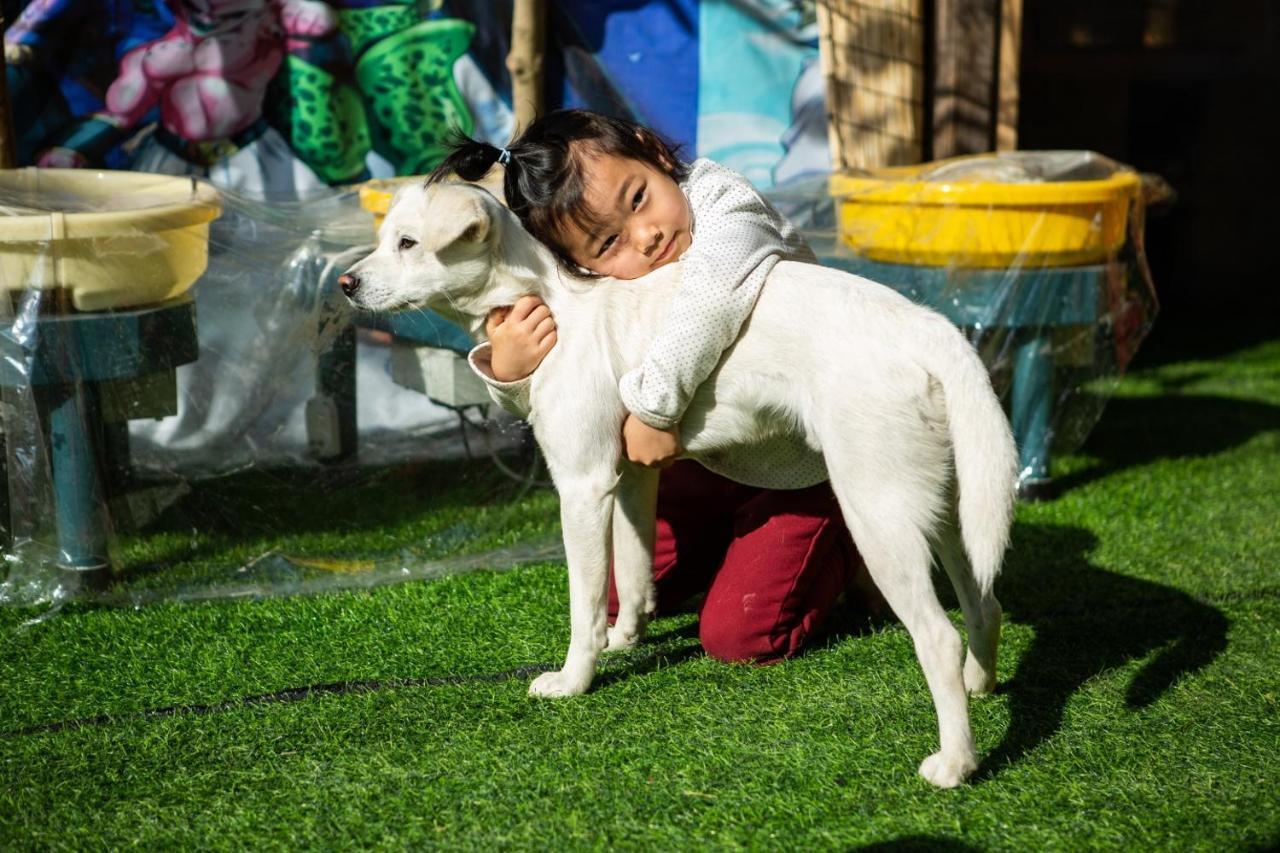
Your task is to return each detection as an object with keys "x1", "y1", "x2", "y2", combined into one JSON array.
[{"x1": 1018, "y1": 0, "x2": 1280, "y2": 359}]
